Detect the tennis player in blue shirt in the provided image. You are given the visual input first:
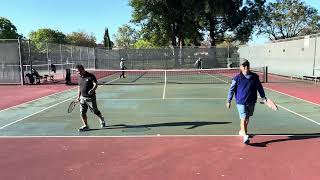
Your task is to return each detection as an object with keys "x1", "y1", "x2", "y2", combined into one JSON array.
[{"x1": 226, "y1": 60, "x2": 267, "y2": 144}]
